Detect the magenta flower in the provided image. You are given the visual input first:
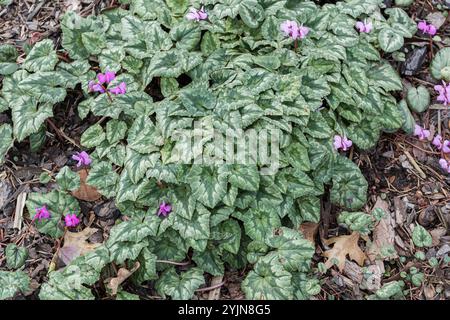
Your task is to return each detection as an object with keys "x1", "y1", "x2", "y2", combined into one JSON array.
[
  {"x1": 98, "y1": 71, "x2": 116, "y2": 85},
  {"x1": 109, "y1": 82, "x2": 127, "y2": 95},
  {"x1": 418, "y1": 20, "x2": 437, "y2": 36},
  {"x1": 88, "y1": 80, "x2": 105, "y2": 93},
  {"x1": 88, "y1": 71, "x2": 126, "y2": 96},
  {"x1": 434, "y1": 81, "x2": 450, "y2": 106},
  {"x1": 34, "y1": 206, "x2": 51, "y2": 221},
  {"x1": 413, "y1": 124, "x2": 431, "y2": 141},
  {"x1": 72, "y1": 151, "x2": 91, "y2": 168},
  {"x1": 333, "y1": 135, "x2": 352, "y2": 151},
  {"x1": 432, "y1": 134, "x2": 443, "y2": 149},
  {"x1": 280, "y1": 20, "x2": 309, "y2": 40},
  {"x1": 65, "y1": 214, "x2": 80, "y2": 227},
  {"x1": 157, "y1": 201, "x2": 172, "y2": 218},
  {"x1": 355, "y1": 20, "x2": 372, "y2": 33},
  {"x1": 186, "y1": 6, "x2": 207, "y2": 21},
  {"x1": 439, "y1": 158, "x2": 450, "y2": 173},
  {"x1": 443, "y1": 140, "x2": 450, "y2": 154}
]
